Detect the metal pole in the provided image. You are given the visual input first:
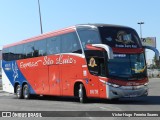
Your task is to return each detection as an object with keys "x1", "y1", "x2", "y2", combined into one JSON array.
[
  {"x1": 139, "y1": 24, "x2": 142, "y2": 39},
  {"x1": 137, "y1": 22, "x2": 144, "y2": 39},
  {"x1": 38, "y1": 0, "x2": 43, "y2": 34}
]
